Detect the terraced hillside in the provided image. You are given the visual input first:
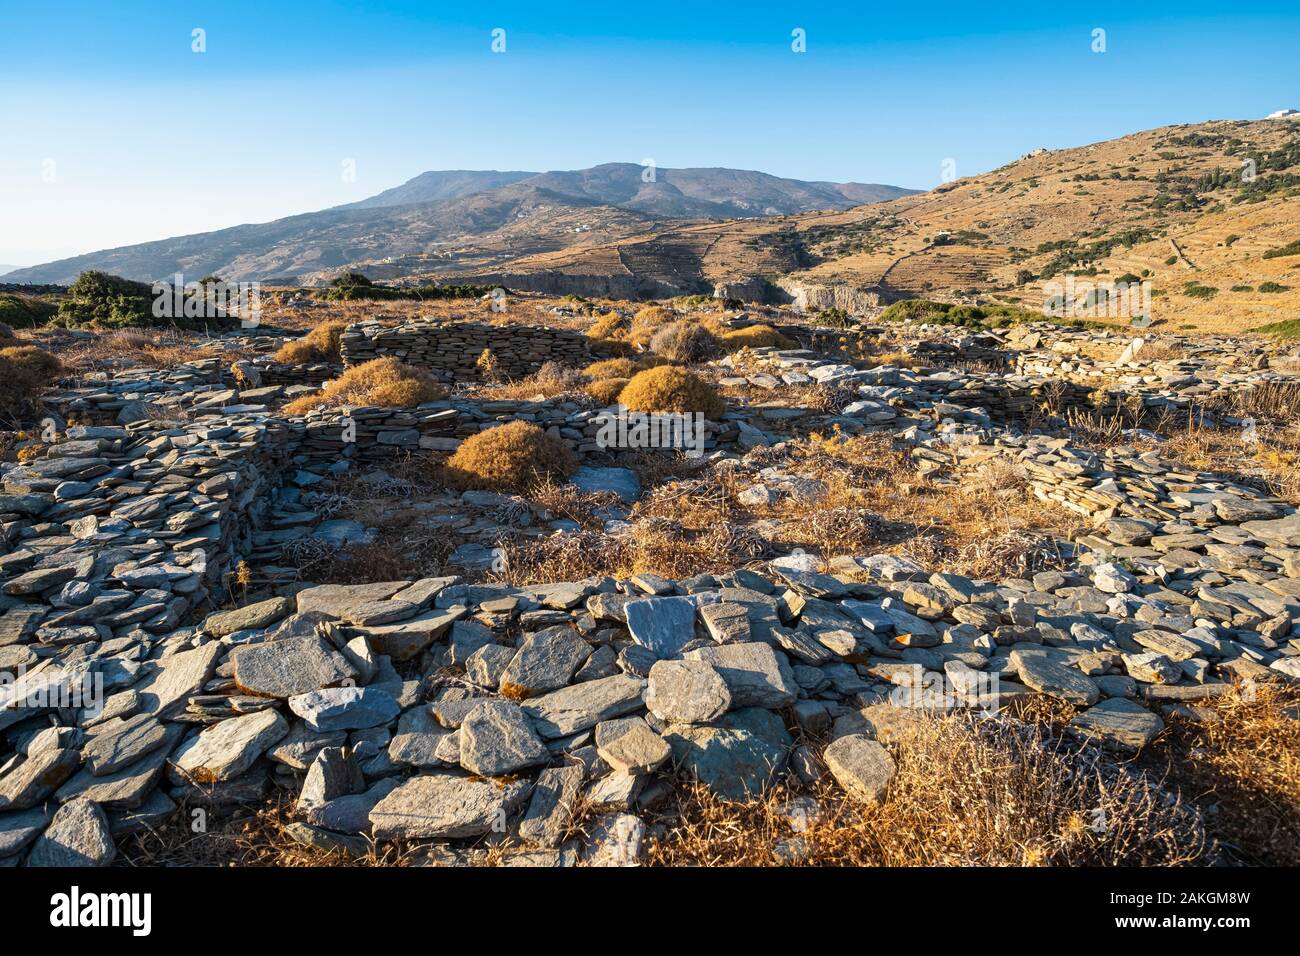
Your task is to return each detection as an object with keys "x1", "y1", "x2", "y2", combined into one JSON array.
[{"x1": 428, "y1": 119, "x2": 1300, "y2": 333}]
